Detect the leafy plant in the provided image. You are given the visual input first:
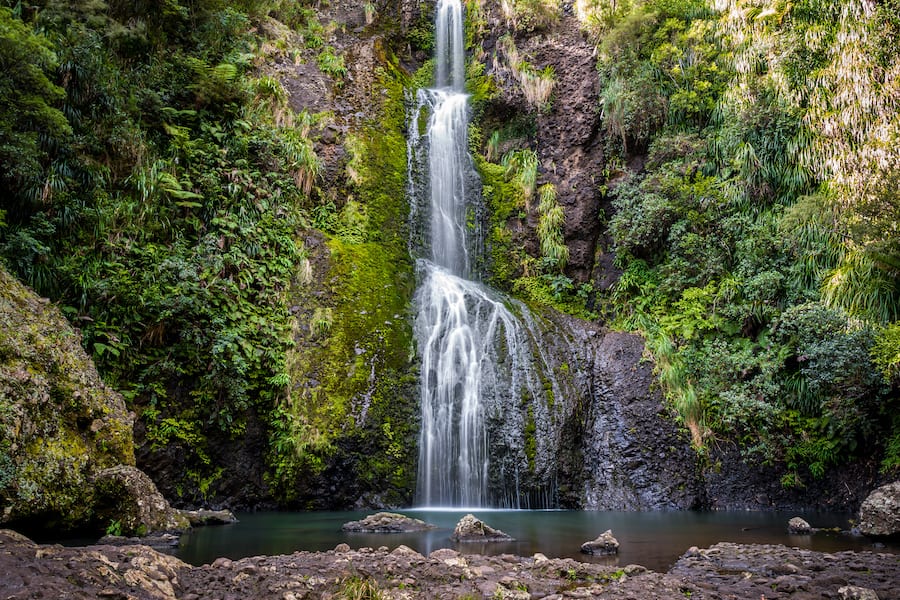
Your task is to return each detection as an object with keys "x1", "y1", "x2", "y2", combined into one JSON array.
[
  {"x1": 105, "y1": 519, "x2": 123, "y2": 536},
  {"x1": 318, "y1": 46, "x2": 347, "y2": 80},
  {"x1": 337, "y1": 577, "x2": 384, "y2": 600}
]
